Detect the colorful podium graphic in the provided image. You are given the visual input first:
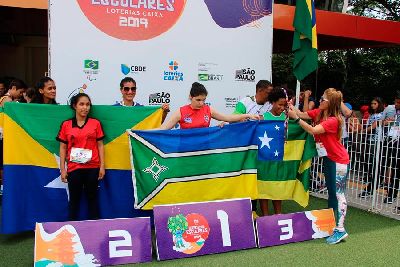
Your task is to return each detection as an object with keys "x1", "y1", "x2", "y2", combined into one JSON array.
[
  {"x1": 154, "y1": 198, "x2": 256, "y2": 260},
  {"x1": 34, "y1": 218, "x2": 152, "y2": 266}
]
